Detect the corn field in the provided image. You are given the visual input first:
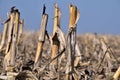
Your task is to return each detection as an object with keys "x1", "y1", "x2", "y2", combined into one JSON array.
[{"x1": 0, "y1": 3, "x2": 120, "y2": 80}]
